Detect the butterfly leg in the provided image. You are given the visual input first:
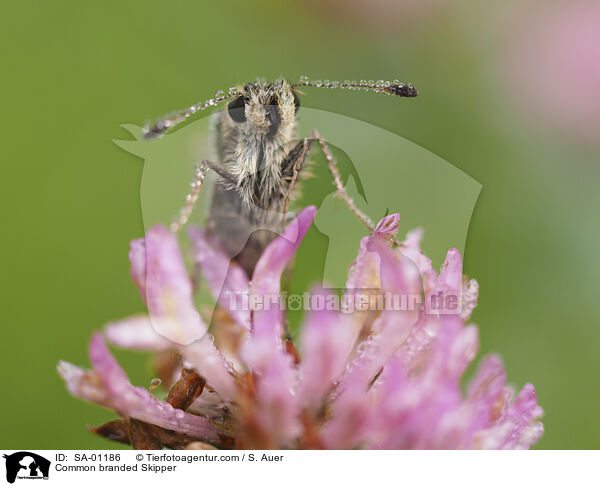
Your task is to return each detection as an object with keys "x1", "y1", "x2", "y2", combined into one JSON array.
[
  {"x1": 311, "y1": 129, "x2": 375, "y2": 233},
  {"x1": 170, "y1": 160, "x2": 237, "y2": 233}
]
